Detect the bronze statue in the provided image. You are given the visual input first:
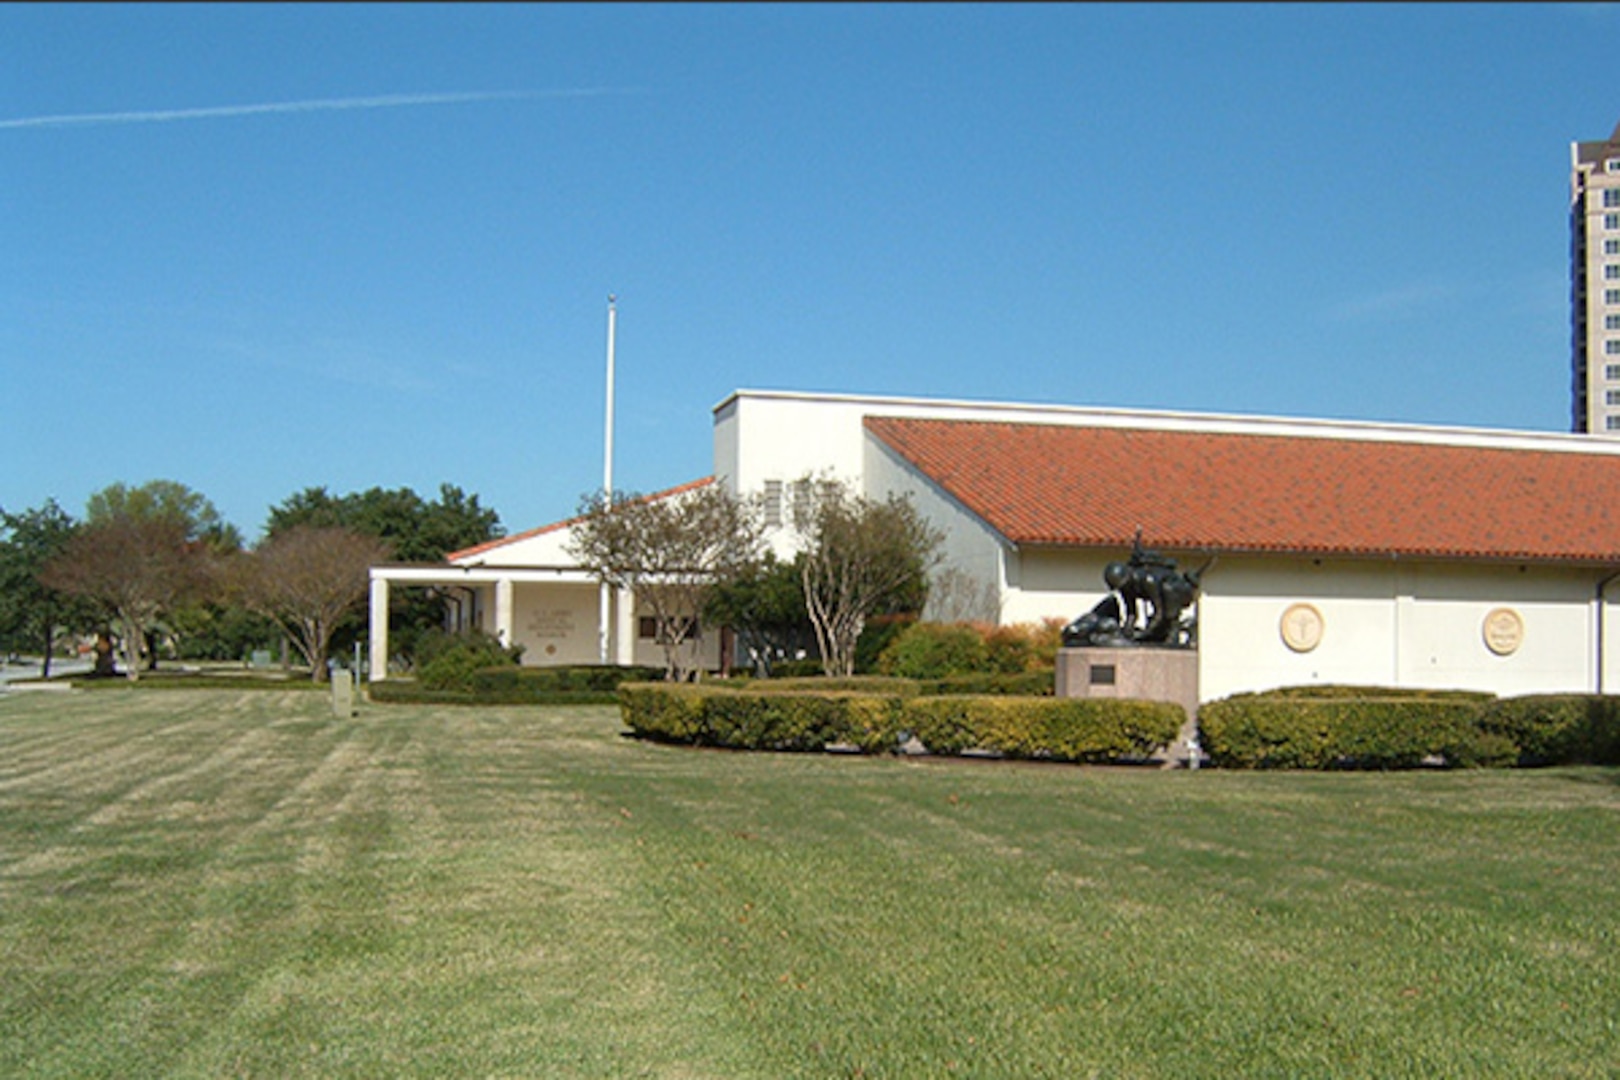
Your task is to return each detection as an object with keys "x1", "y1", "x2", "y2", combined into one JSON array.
[{"x1": 1062, "y1": 533, "x2": 1203, "y2": 649}]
